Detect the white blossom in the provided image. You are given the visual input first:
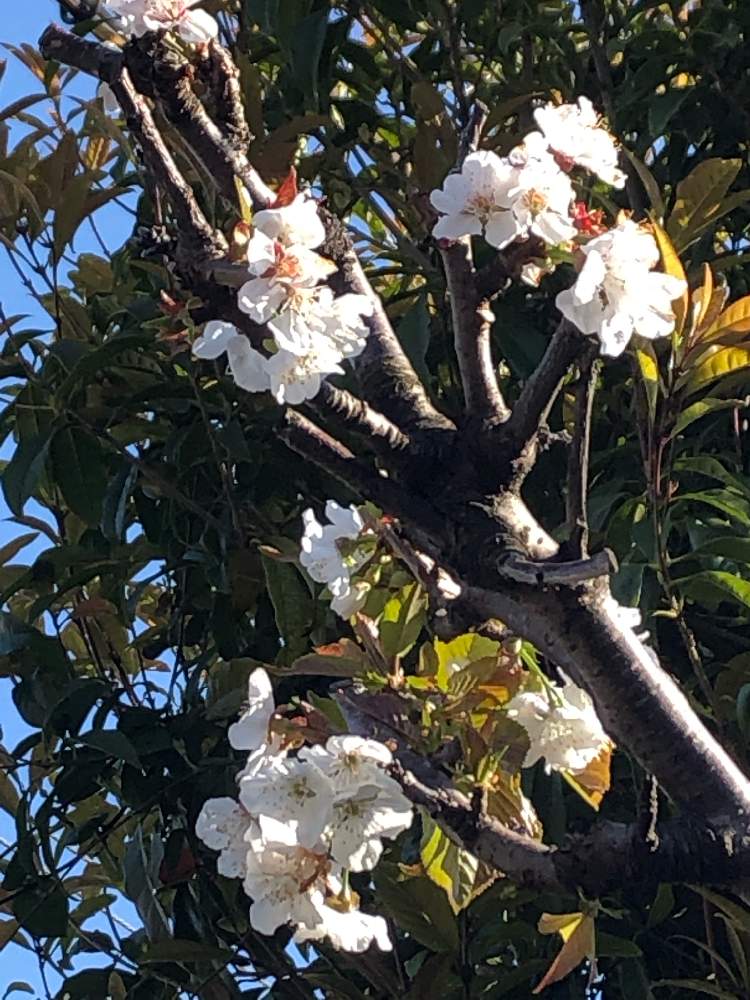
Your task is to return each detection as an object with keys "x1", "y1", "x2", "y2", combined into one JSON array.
[
  {"x1": 295, "y1": 895, "x2": 392, "y2": 953},
  {"x1": 430, "y1": 151, "x2": 520, "y2": 247},
  {"x1": 532, "y1": 97, "x2": 627, "y2": 188},
  {"x1": 227, "y1": 668, "x2": 275, "y2": 752},
  {"x1": 237, "y1": 231, "x2": 336, "y2": 325},
  {"x1": 195, "y1": 797, "x2": 254, "y2": 878},
  {"x1": 505, "y1": 675, "x2": 610, "y2": 774},
  {"x1": 191, "y1": 321, "x2": 269, "y2": 393},
  {"x1": 253, "y1": 193, "x2": 326, "y2": 250},
  {"x1": 243, "y1": 828, "x2": 330, "y2": 935},
  {"x1": 302, "y1": 735, "x2": 393, "y2": 794},
  {"x1": 323, "y1": 780, "x2": 413, "y2": 871},
  {"x1": 556, "y1": 218, "x2": 687, "y2": 356},
  {"x1": 299, "y1": 503, "x2": 372, "y2": 617},
  {"x1": 239, "y1": 755, "x2": 334, "y2": 848},
  {"x1": 506, "y1": 151, "x2": 577, "y2": 246},
  {"x1": 319, "y1": 289, "x2": 373, "y2": 359},
  {"x1": 104, "y1": 0, "x2": 218, "y2": 43}
]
